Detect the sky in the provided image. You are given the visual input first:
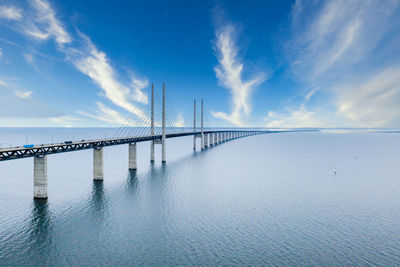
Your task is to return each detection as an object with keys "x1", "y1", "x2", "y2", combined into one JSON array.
[{"x1": 0, "y1": 0, "x2": 400, "y2": 128}]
